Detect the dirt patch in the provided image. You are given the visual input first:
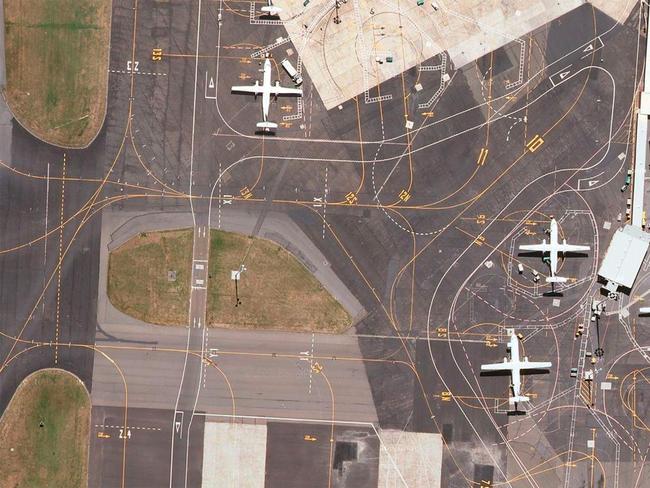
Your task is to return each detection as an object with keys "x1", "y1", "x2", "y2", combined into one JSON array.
[{"x1": 3, "y1": 0, "x2": 111, "y2": 147}]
